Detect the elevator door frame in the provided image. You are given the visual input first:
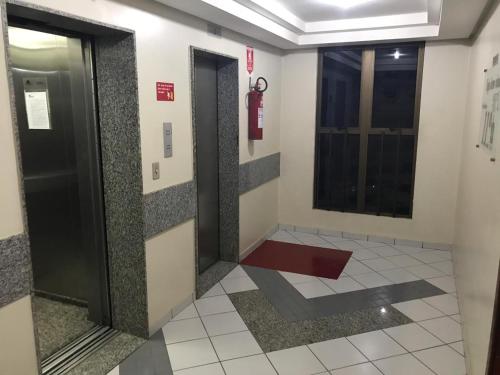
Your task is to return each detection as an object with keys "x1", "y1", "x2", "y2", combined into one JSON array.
[
  {"x1": 190, "y1": 47, "x2": 240, "y2": 287},
  {"x1": 8, "y1": 20, "x2": 112, "y2": 326}
]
